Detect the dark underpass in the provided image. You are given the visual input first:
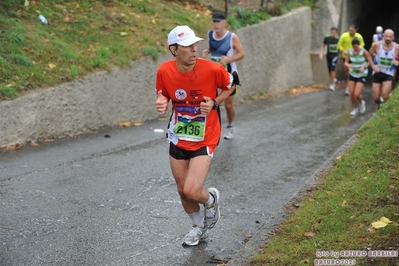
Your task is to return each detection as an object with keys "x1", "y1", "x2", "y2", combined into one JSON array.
[{"x1": 343, "y1": 0, "x2": 399, "y2": 49}]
